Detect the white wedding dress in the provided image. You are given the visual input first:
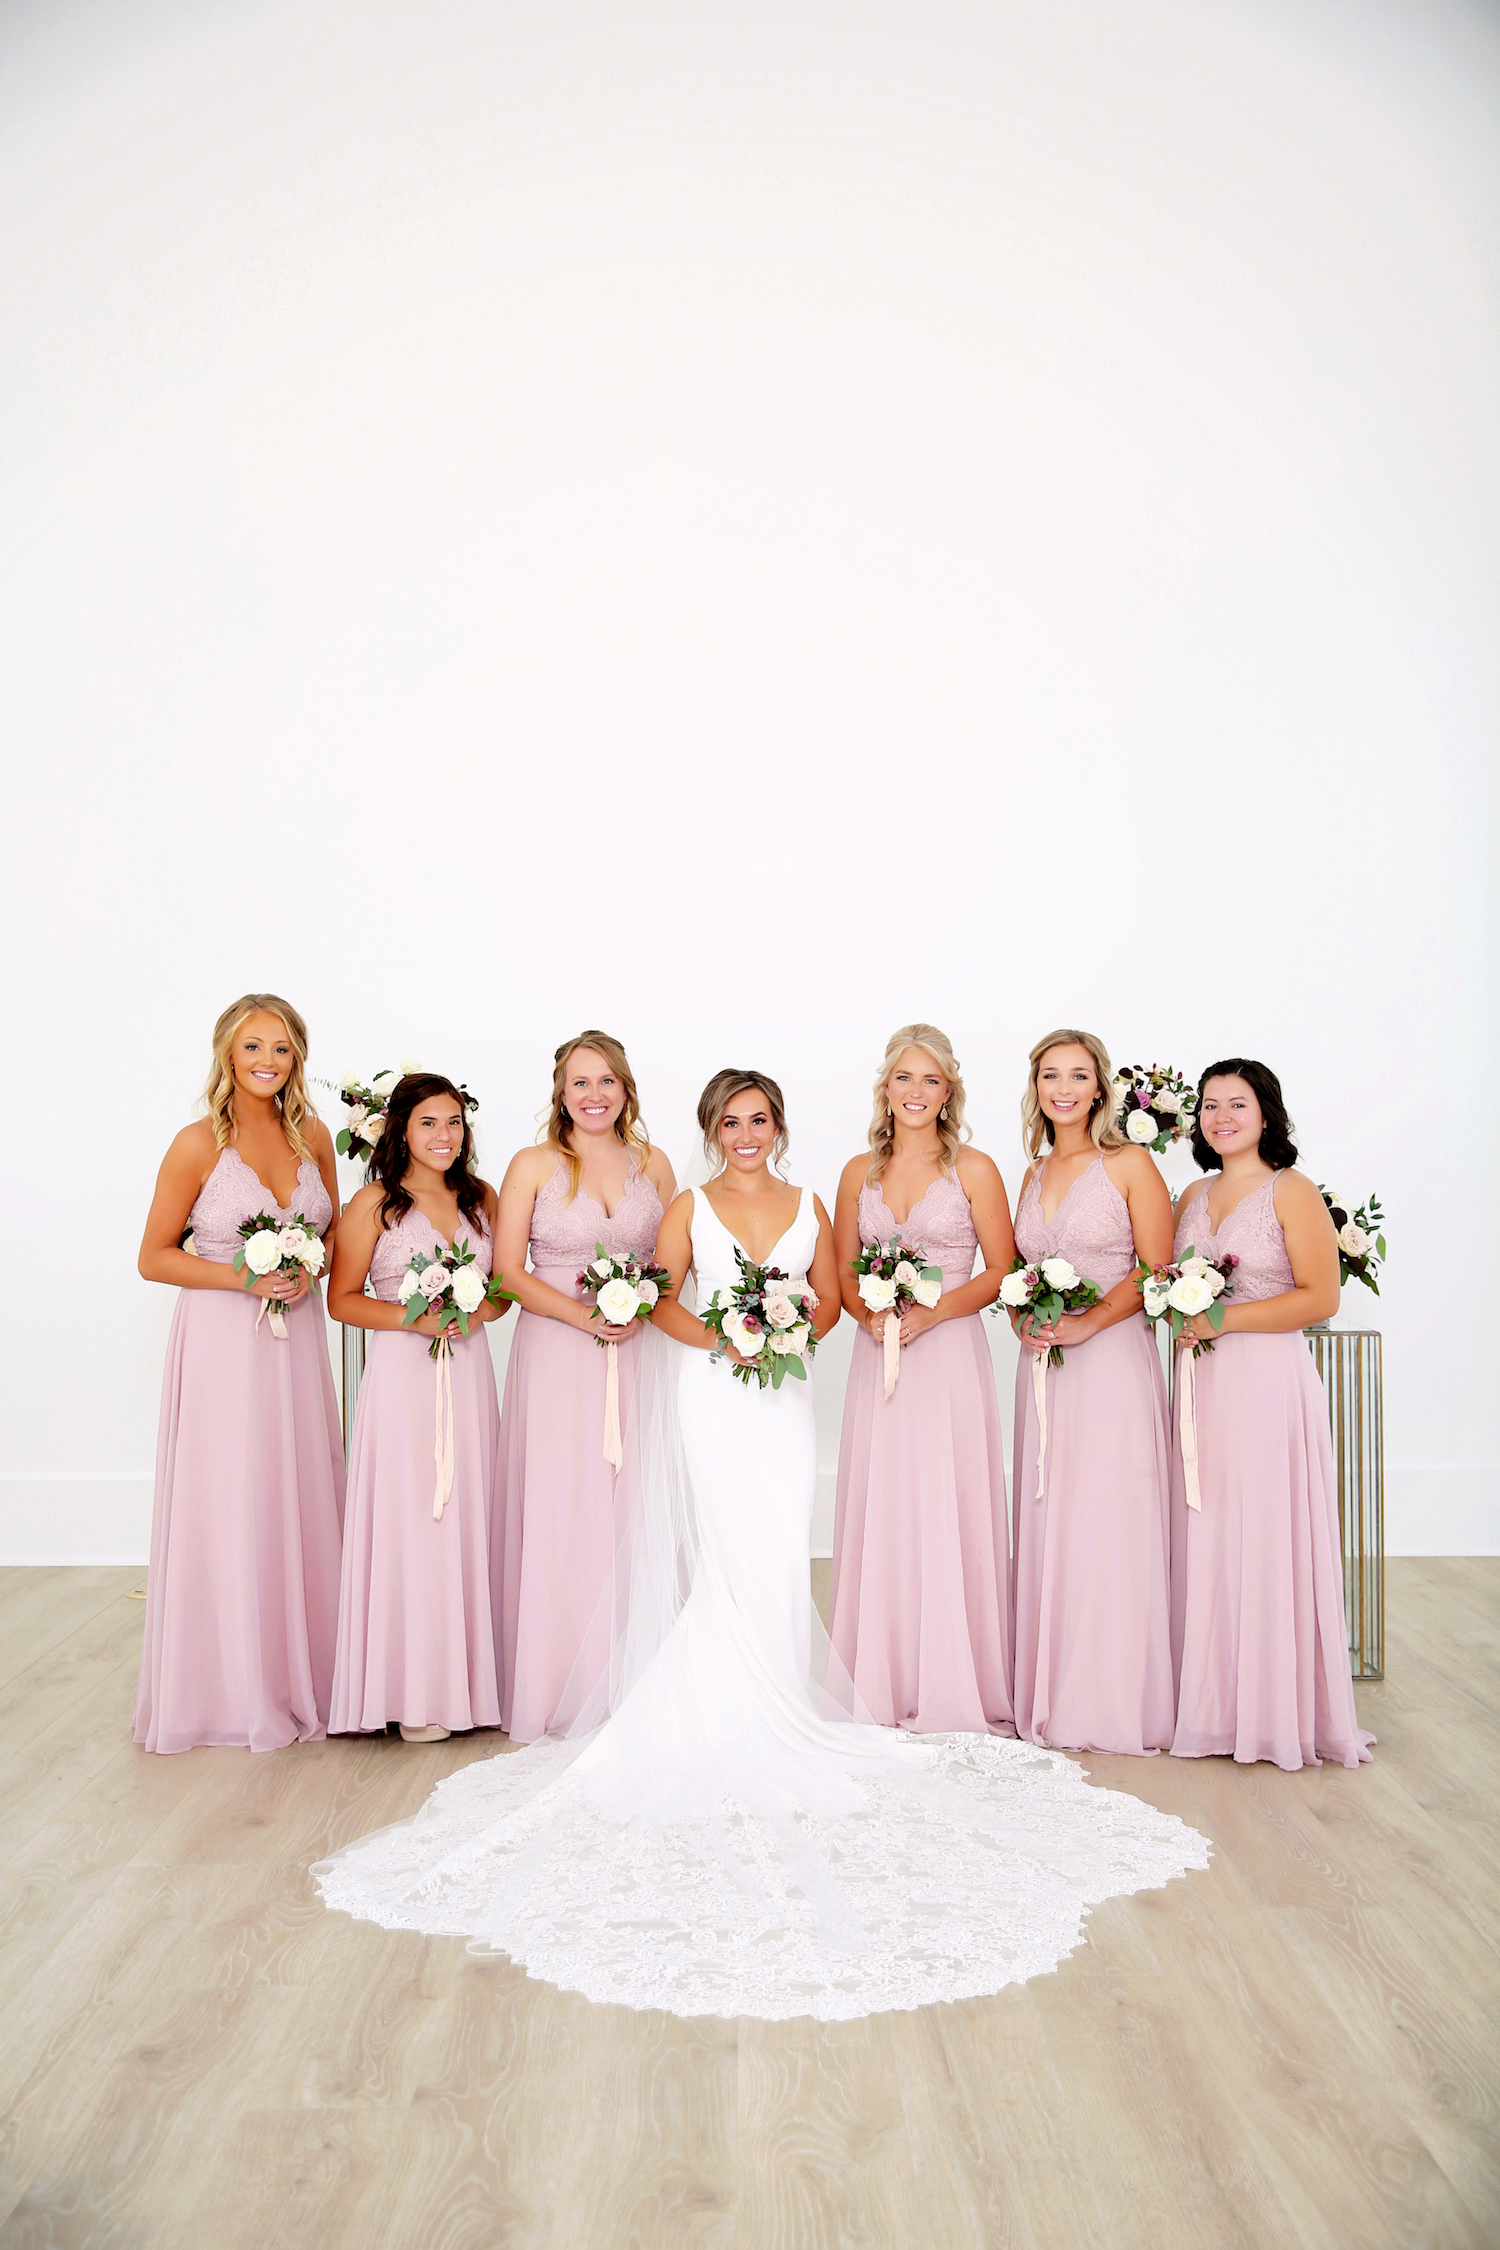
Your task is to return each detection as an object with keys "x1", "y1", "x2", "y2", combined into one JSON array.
[{"x1": 316, "y1": 1188, "x2": 1210, "y2": 2020}]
